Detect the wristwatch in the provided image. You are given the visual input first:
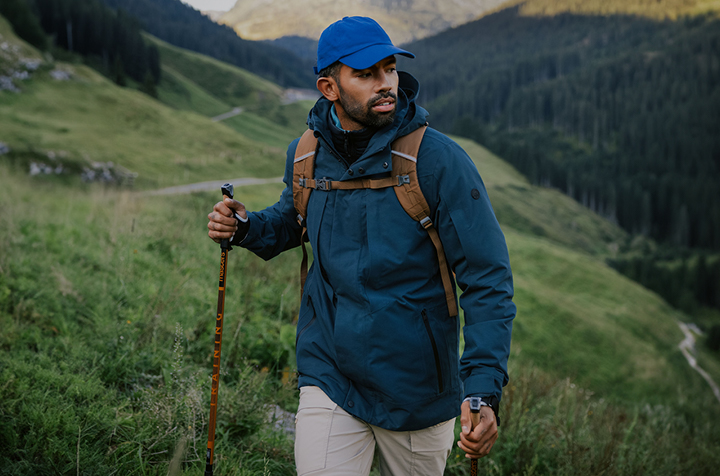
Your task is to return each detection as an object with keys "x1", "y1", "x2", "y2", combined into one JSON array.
[{"x1": 464, "y1": 395, "x2": 501, "y2": 427}]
